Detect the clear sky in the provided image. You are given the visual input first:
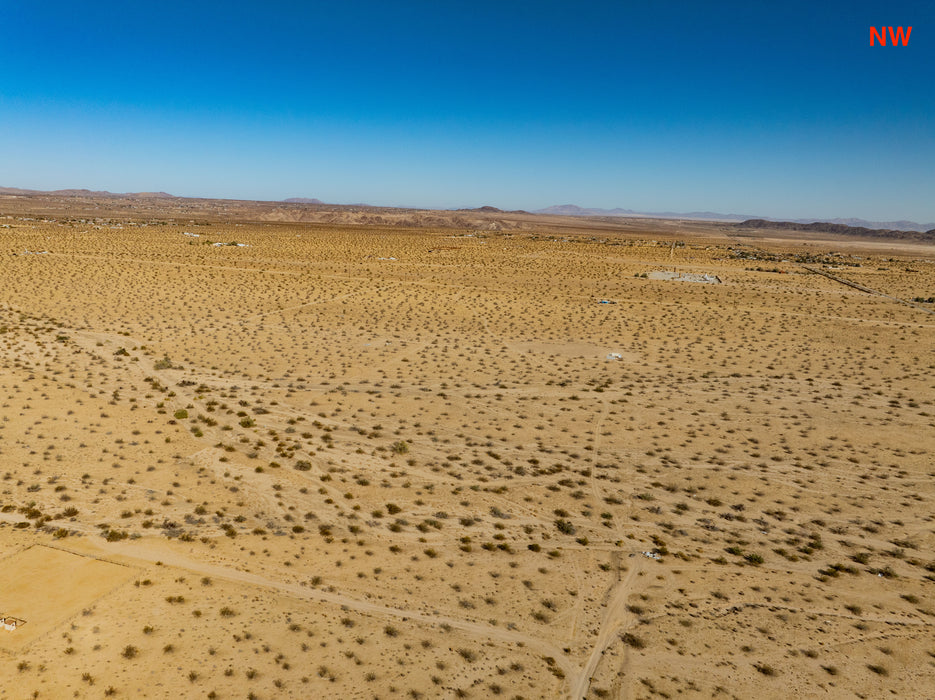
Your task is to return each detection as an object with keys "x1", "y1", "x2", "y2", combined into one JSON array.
[{"x1": 1, "y1": 1, "x2": 932, "y2": 222}]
